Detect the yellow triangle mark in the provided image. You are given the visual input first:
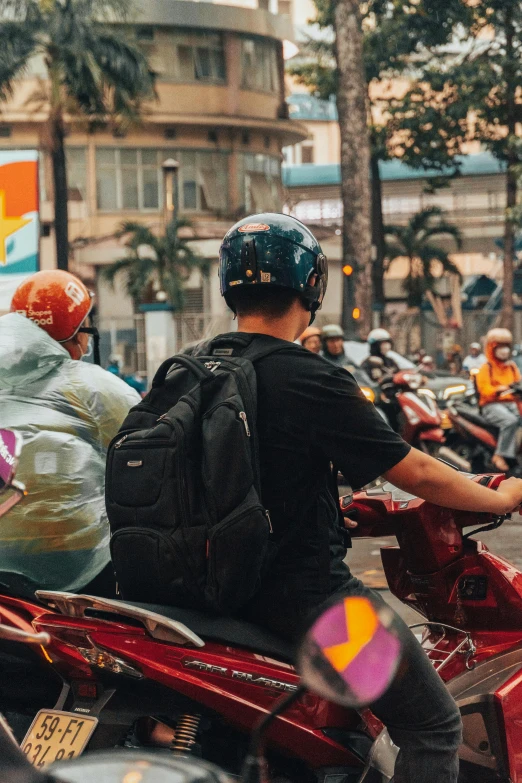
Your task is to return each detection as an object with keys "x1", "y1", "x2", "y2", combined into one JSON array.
[{"x1": 323, "y1": 597, "x2": 378, "y2": 672}]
